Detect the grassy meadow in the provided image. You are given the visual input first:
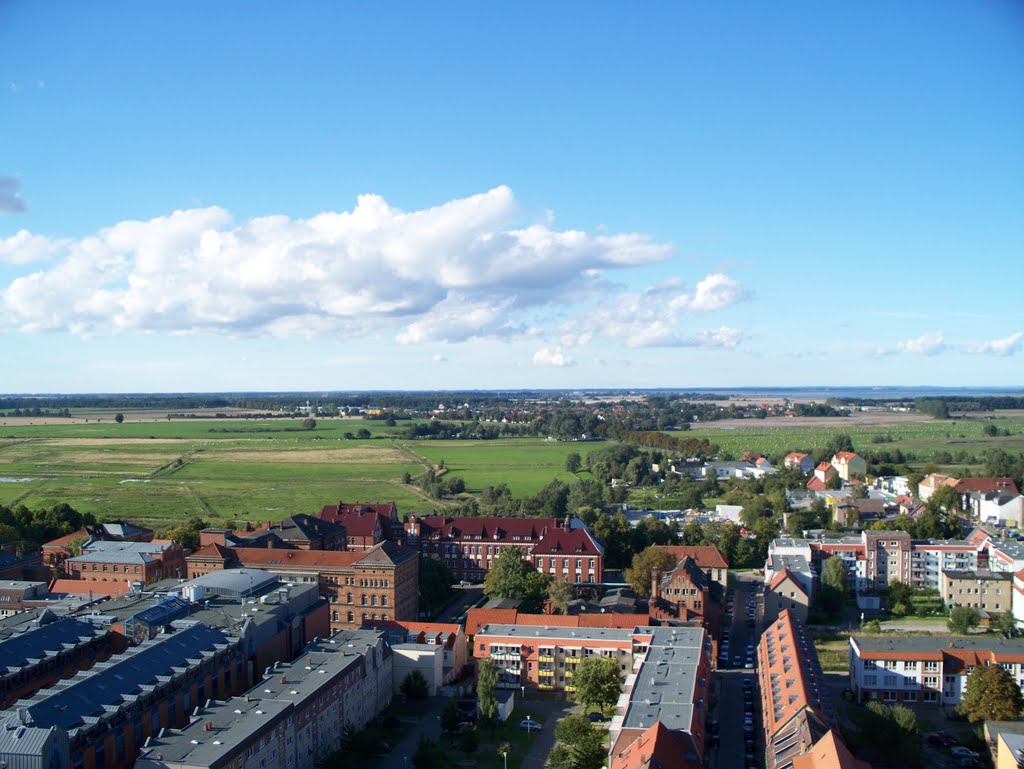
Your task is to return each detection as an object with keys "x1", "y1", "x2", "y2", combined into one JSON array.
[{"x1": 1, "y1": 410, "x2": 1022, "y2": 533}]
